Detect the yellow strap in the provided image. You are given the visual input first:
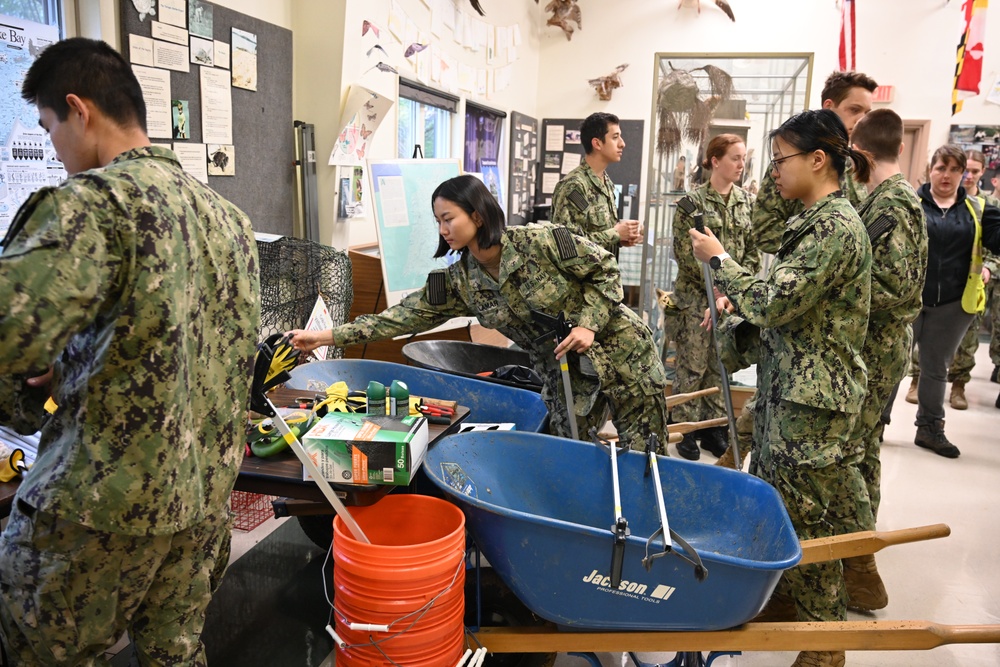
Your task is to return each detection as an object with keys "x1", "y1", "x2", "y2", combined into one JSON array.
[{"x1": 966, "y1": 196, "x2": 983, "y2": 271}]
